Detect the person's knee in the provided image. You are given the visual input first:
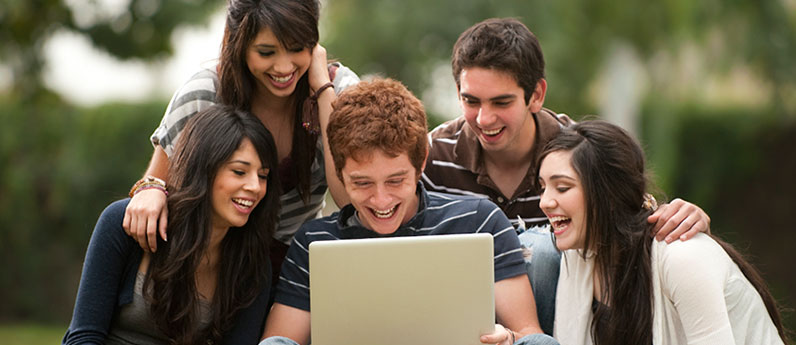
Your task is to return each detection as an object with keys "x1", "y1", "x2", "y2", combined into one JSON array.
[
  {"x1": 515, "y1": 333, "x2": 560, "y2": 345},
  {"x1": 259, "y1": 336, "x2": 299, "y2": 345},
  {"x1": 518, "y1": 227, "x2": 561, "y2": 280}
]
